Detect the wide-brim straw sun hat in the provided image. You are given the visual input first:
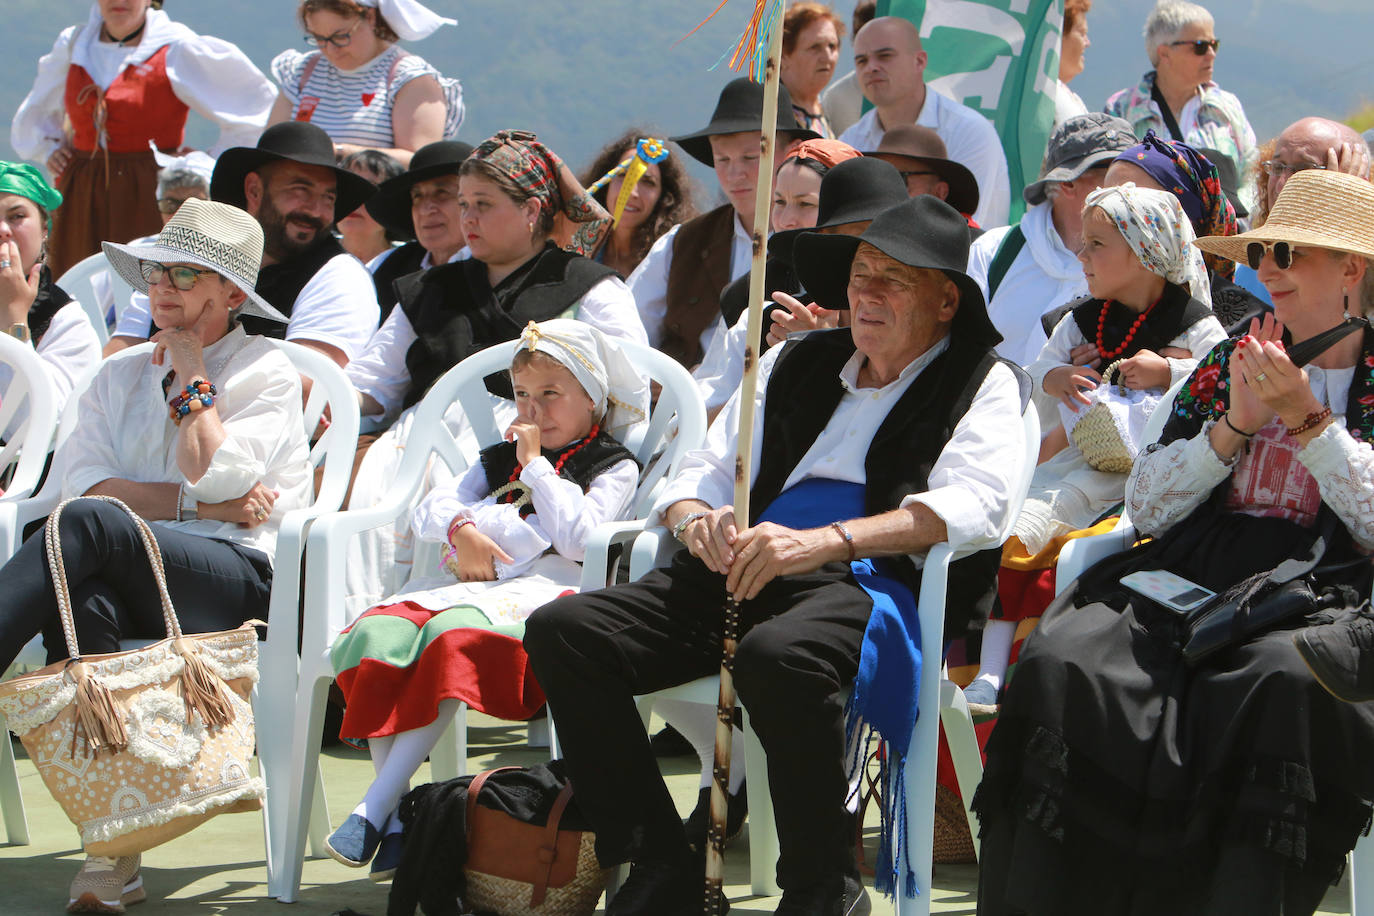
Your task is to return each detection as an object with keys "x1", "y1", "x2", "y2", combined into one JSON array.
[
  {"x1": 101, "y1": 198, "x2": 287, "y2": 324},
  {"x1": 1195, "y1": 169, "x2": 1374, "y2": 264}
]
